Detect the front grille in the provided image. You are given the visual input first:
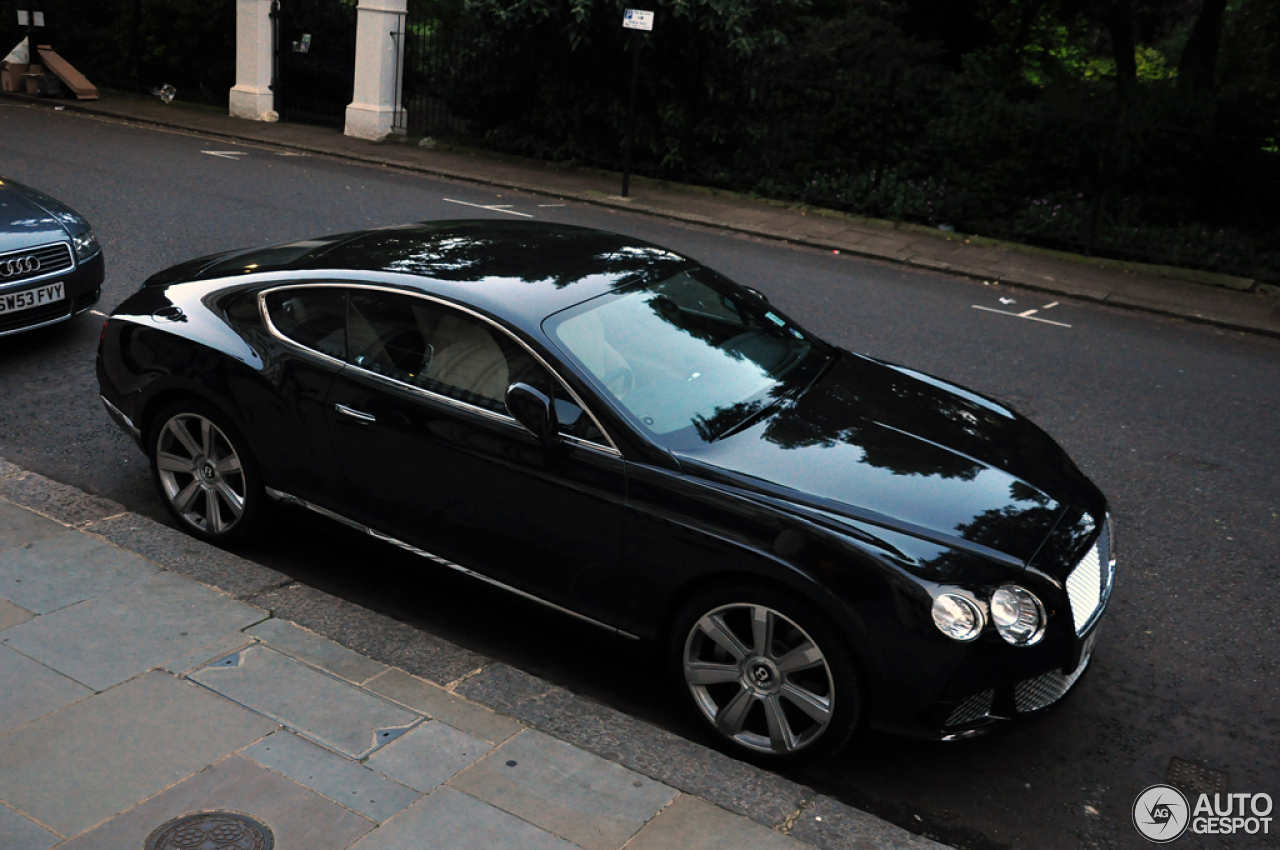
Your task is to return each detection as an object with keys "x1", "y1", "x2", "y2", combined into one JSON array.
[
  {"x1": 0, "y1": 242, "x2": 74, "y2": 286},
  {"x1": 1015, "y1": 652, "x2": 1091, "y2": 712},
  {"x1": 945, "y1": 689, "x2": 994, "y2": 727},
  {"x1": 1065, "y1": 519, "x2": 1113, "y2": 635}
]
